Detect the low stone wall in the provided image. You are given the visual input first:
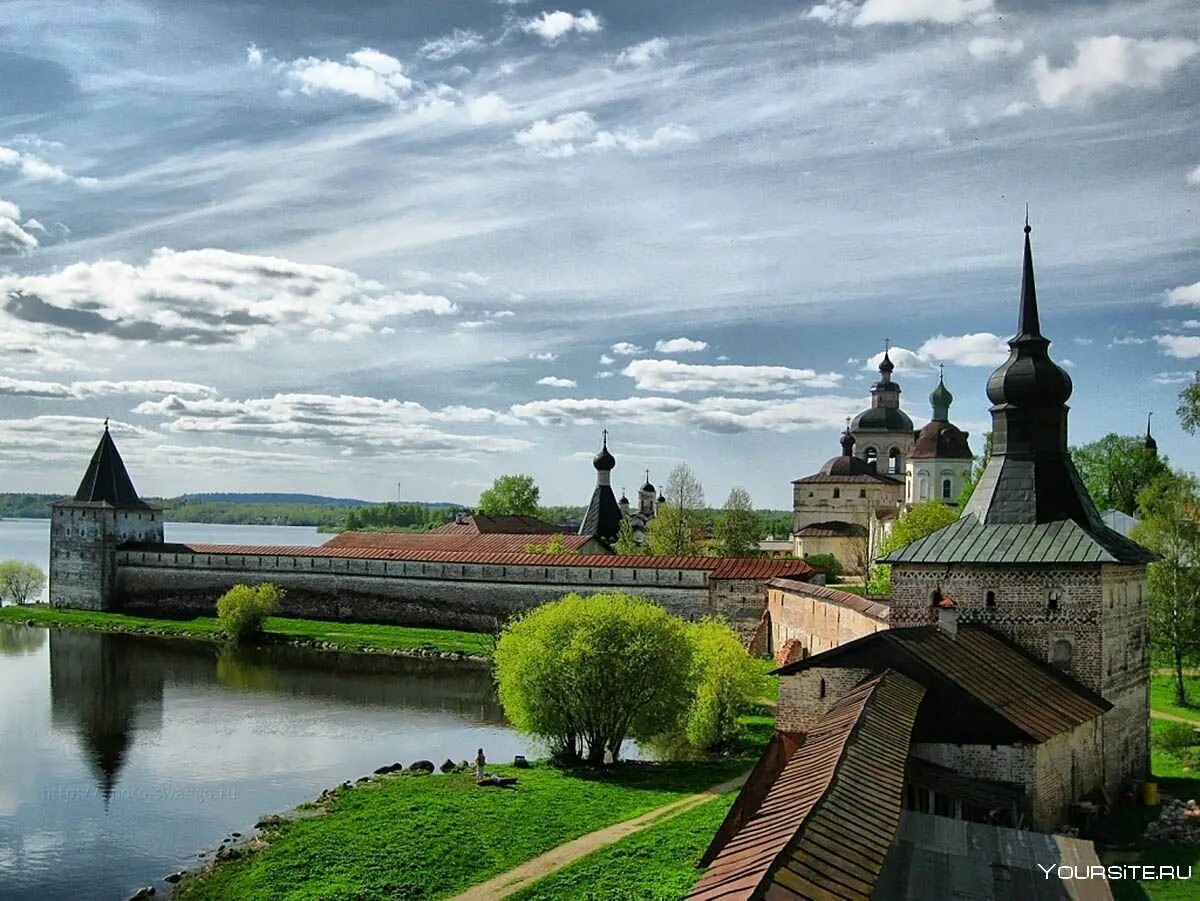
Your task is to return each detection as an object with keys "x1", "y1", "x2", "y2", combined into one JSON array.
[{"x1": 114, "y1": 550, "x2": 770, "y2": 637}]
